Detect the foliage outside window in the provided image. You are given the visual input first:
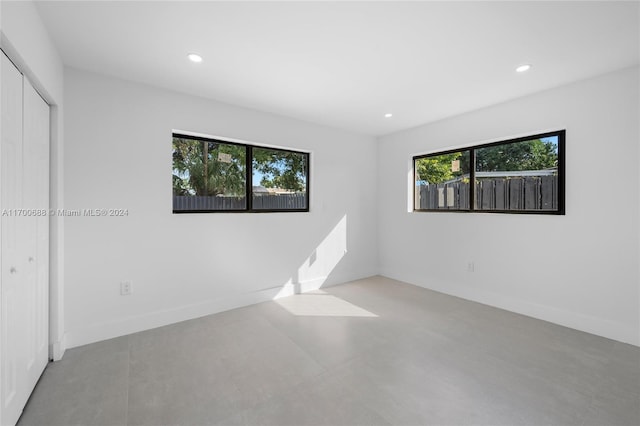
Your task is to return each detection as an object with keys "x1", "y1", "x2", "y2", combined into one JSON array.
[
  {"x1": 252, "y1": 147, "x2": 308, "y2": 210},
  {"x1": 414, "y1": 130, "x2": 565, "y2": 214},
  {"x1": 173, "y1": 134, "x2": 309, "y2": 212}
]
